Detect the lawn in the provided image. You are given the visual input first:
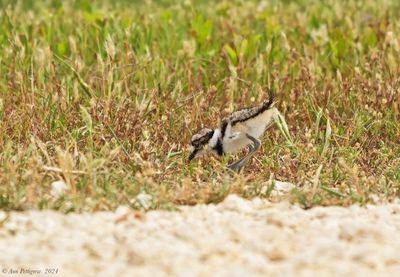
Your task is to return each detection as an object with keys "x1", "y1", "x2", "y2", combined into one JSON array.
[{"x1": 0, "y1": 0, "x2": 399, "y2": 212}]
